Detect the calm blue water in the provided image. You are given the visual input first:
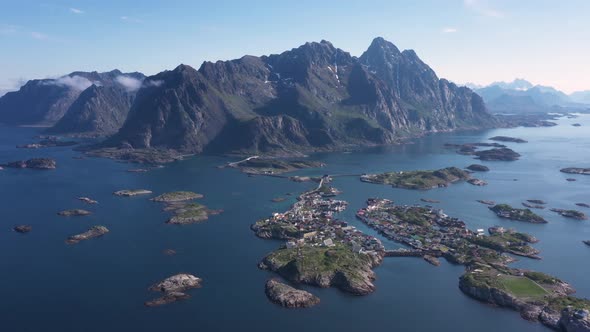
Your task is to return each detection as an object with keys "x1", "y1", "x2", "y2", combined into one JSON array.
[{"x1": 1, "y1": 115, "x2": 589, "y2": 332}]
